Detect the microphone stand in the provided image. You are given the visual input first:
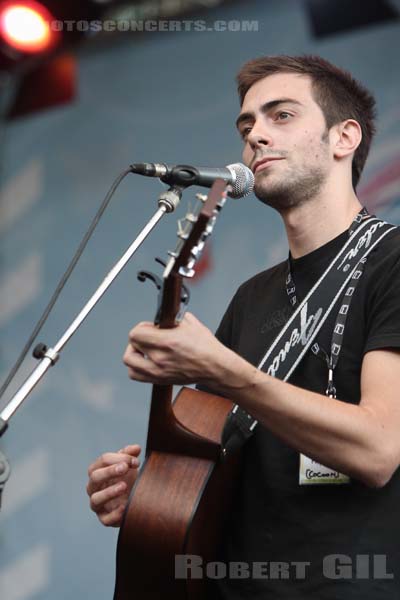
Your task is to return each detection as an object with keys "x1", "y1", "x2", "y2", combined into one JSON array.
[
  {"x1": 0, "y1": 185, "x2": 185, "y2": 449},
  {"x1": 0, "y1": 450, "x2": 10, "y2": 508}
]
